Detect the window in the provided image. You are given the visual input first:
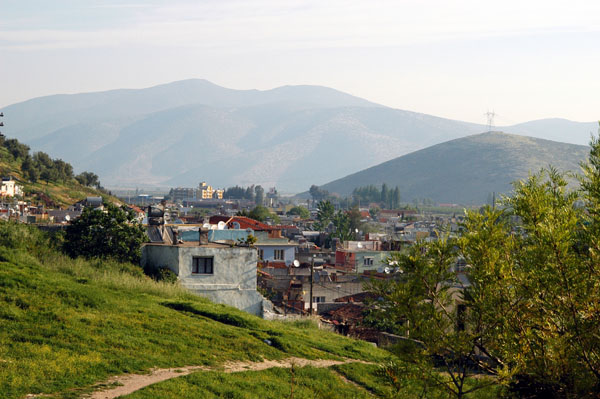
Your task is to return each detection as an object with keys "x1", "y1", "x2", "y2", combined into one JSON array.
[
  {"x1": 192, "y1": 257, "x2": 214, "y2": 274},
  {"x1": 258, "y1": 249, "x2": 264, "y2": 260},
  {"x1": 274, "y1": 249, "x2": 284, "y2": 261},
  {"x1": 364, "y1": 257, "x2": 374, "y2": 266},
  {"x1": 312, "y1": 296, "x2": 326, "y2": 303}
]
